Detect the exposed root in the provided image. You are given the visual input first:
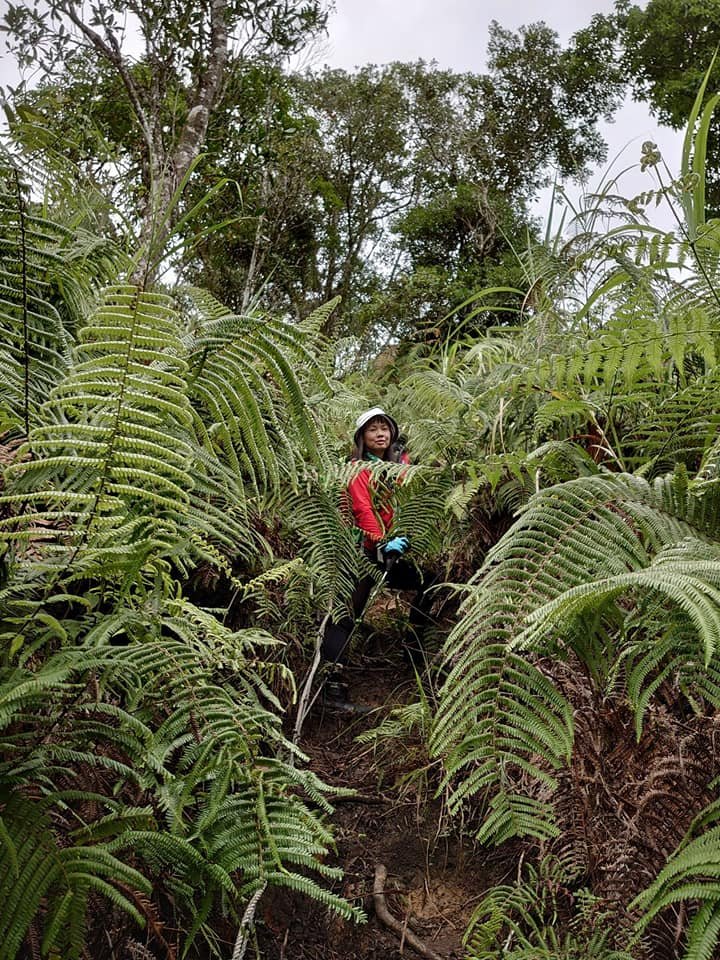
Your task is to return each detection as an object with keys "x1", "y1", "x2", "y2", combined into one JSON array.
[{"x1": 373, "y1": 863, "x2": 445, "y2": 960}]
